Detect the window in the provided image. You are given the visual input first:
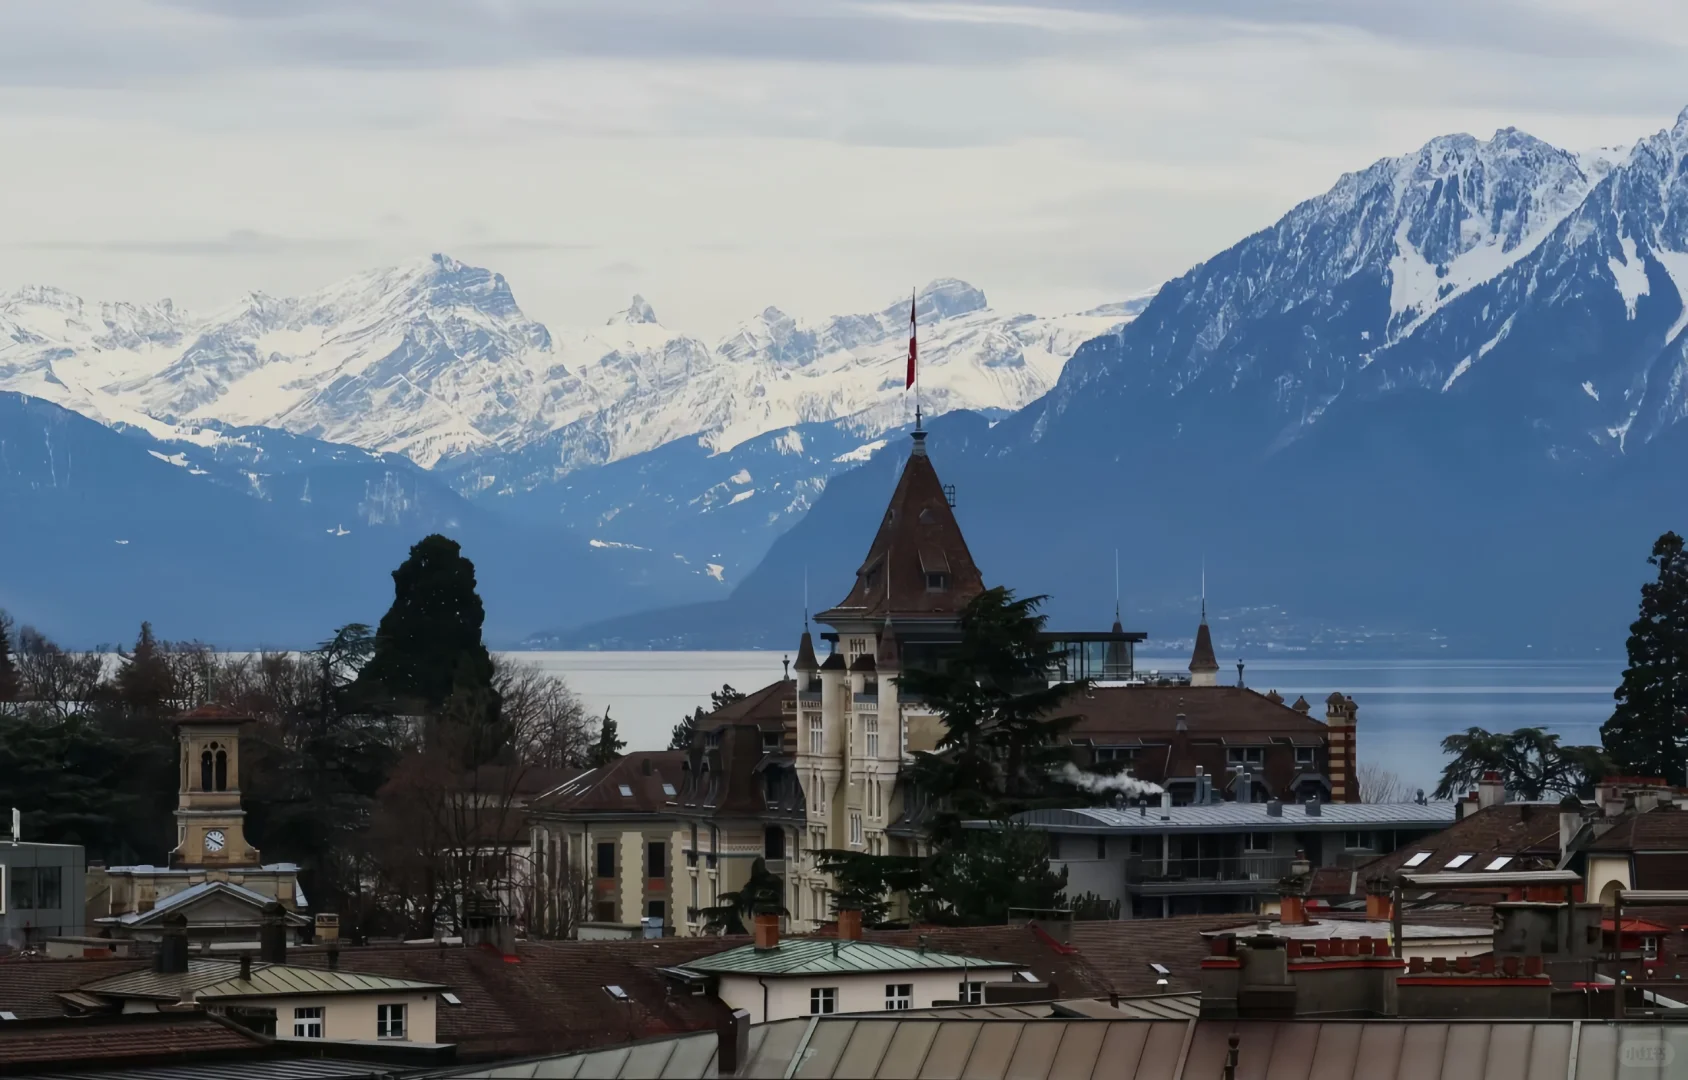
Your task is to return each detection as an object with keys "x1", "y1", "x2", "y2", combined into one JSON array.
[
  {"x1": 1227, "y1": 747, "x2": 1265, "y2": 766},
  {"x1": 1244, "y1": 833, "x2": 1274, "y2": 853},
  {"x1": 1643, "y1": 936, "x2": 1660, "y2": 960},
  {"x1": 605, "y1": 985, "x2": 629, "y2": 1000},
  {"x1": 1343, "y1": 831, "x2": 1376, "y2": 852},
  {"x1": 594, "y1": 900, "x2": 616, "y2": 922},
  {"x1": 705, "y1": 731, "x2": 722, "y2": 748},
  {"x1": 849, "y1": 813, "x2": 864, "y2": 847},
  {"x1": 848, "y1": 638, "x2": 866, "y2": 657},
  {"x1": 646, "y1": 900, "x2": 666, "y2": 922},
  {"x1": 1048, "y1": 834, "x2": 1062, "y2": 860},
  {"x1": 926, "y1": 572, "x2": 948, "y2": 591},
  {"x1": 376, "y1": 1003, "x2": 407, "y2": 1040},
  {"x1": 648, "y1": 841, "x2": 666, "y2": 879},
  {"x1": 34, "y1": 866, "x2": 59, "y2": 910},
  {"x1": 762, "y1": 731, "x2": 782, "y2": 753},
  {"x1": 1094, "y1": 747, "x2": 1138, "y2": 764},
  {"x1": 293, "y1": 1006, "x2": 323, "y2": 1039},
  {"x1": 662, "y1": 783, "x2": 677, "y2": 796},
  {"x1": 618, "y1": 784, "x2": 633, "y2": 797},
  {"x1": 1295, "y1": 747, "x2": 1317, "y2": 766},
  {"x1": 808, "y1": 716, "x2": 823, "y2": 754},
  {"x1": 1484, "y1": 856, "x2": 1513, "y2": 871},
  {"x1": 596, "y1": 842, "x2": 615, "y2": 879},
  {"x1": 865, "y1": 716, "x2": 879, "y2": 758},
  {"x1": 1444, "y1": 853, "x2": 1474, "y2": 869},
  {"x1": 1402, "y1": 852, "x2": 1432, "y2": 868},
  {"x1": 959, "y1": 981, "x2": 985, "y2": 1006},
  {"x1": 810, "y1": 987, "x2": 838, "y2": 1015},
  {"x1": 885, "y1": 984, "x2": 913, "y2": 1010},
  {"x1": 1096, "y1": 836, "x2": 1108, "y2": 860}
]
